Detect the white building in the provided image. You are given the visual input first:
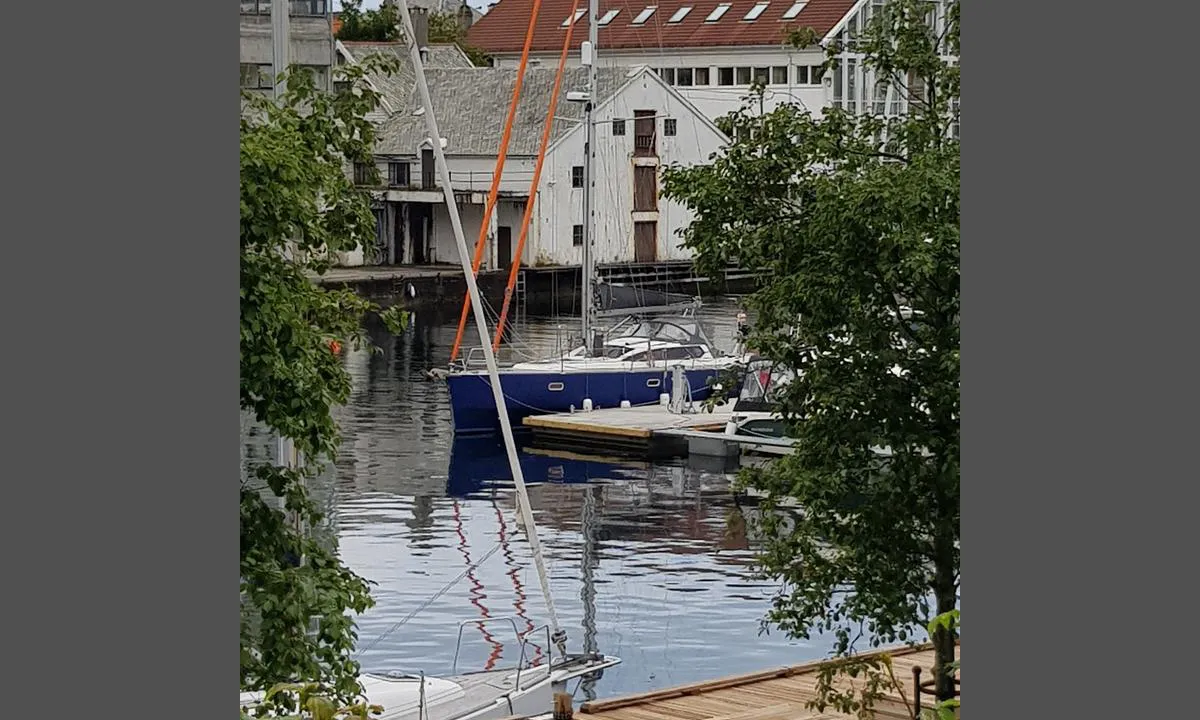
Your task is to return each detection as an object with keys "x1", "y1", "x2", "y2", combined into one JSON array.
[
  {"x1": 343, "y1": 53, "x2": 729, "y2": 269},
  {"x1": 466, "y1": 0, "x2": 862, "y2": 121}
]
